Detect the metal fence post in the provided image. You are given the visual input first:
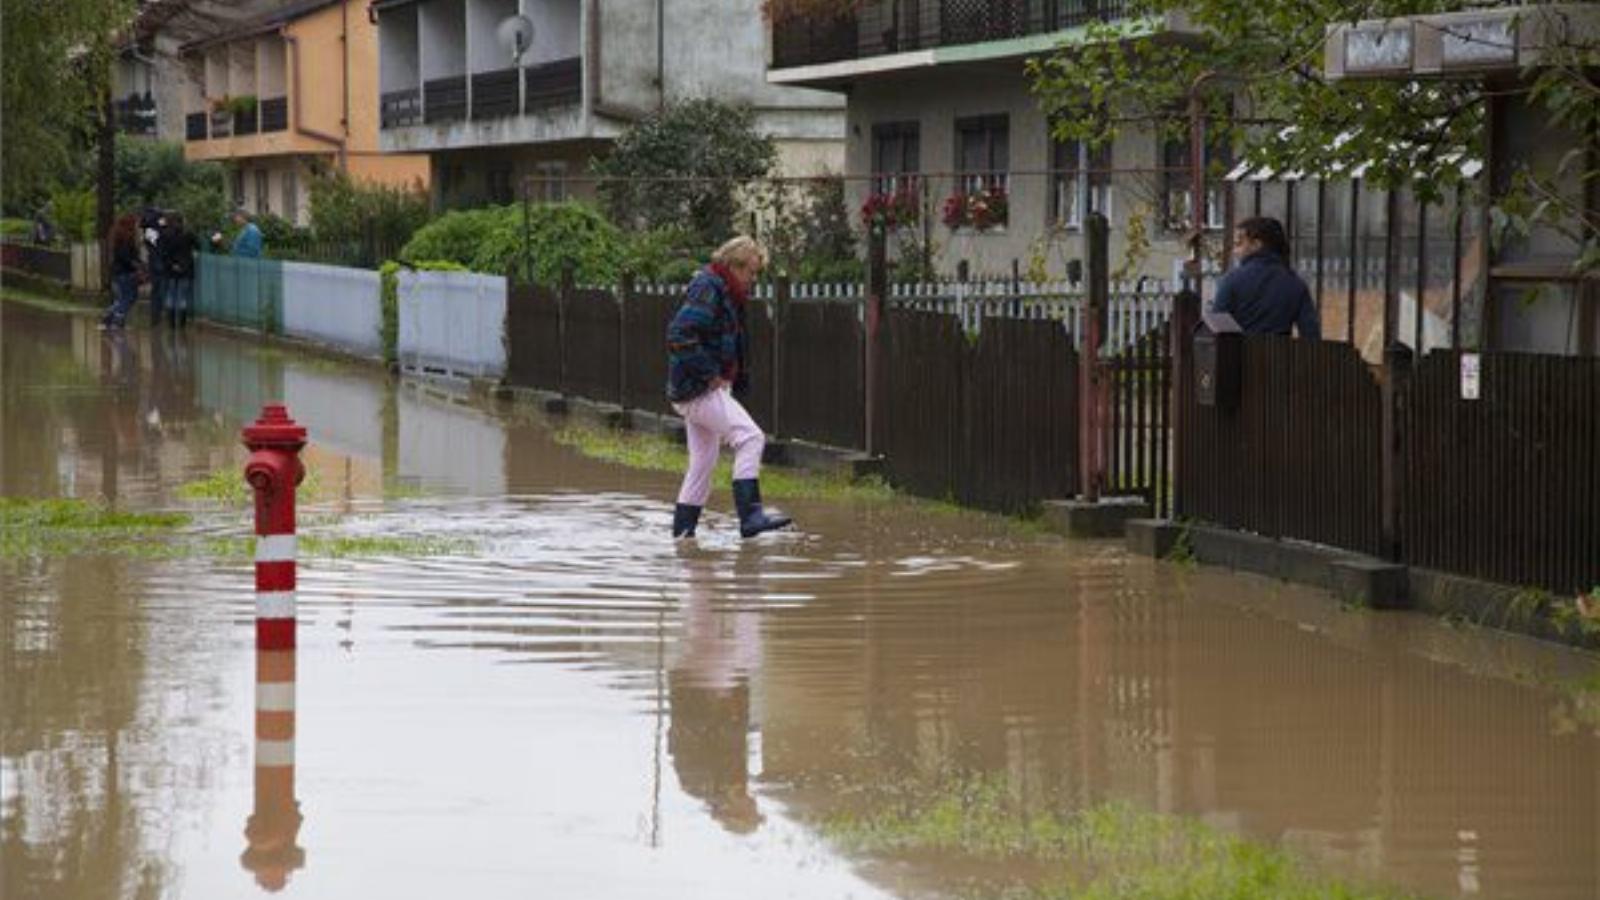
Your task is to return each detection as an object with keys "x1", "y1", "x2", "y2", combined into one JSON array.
[
  {"x1": 1170, "y1": 289, "x2": 1201, "y2": 519},
  {"x1": 559, "y1": 257, "x2": 574, "y2": 397},
  {"x1": 619, "y1": 270, "x2": 634, "y2": 413}
]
